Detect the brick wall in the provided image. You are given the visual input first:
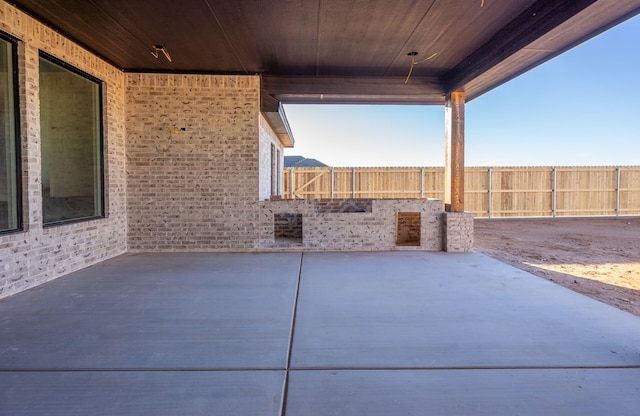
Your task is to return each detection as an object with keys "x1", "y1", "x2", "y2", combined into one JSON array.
[
  {"x1": 443, "y1": 211, "x2": 474, "y2": 252},
  {"x1": 0, "y1": 2, "x2": 127, "y2": 299},
  {"x1": 274, "y1": 213, "x2": 303, "y2": 240},
  {"x1": 259, "y1": 199, "x2": 443, "y2": 251},
  {"x1": 310, "y1": 199, "x2": 372, "y2": 213},
  {"x1": 125, "y1": 74, "x2": 262, "y2": 251}
]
